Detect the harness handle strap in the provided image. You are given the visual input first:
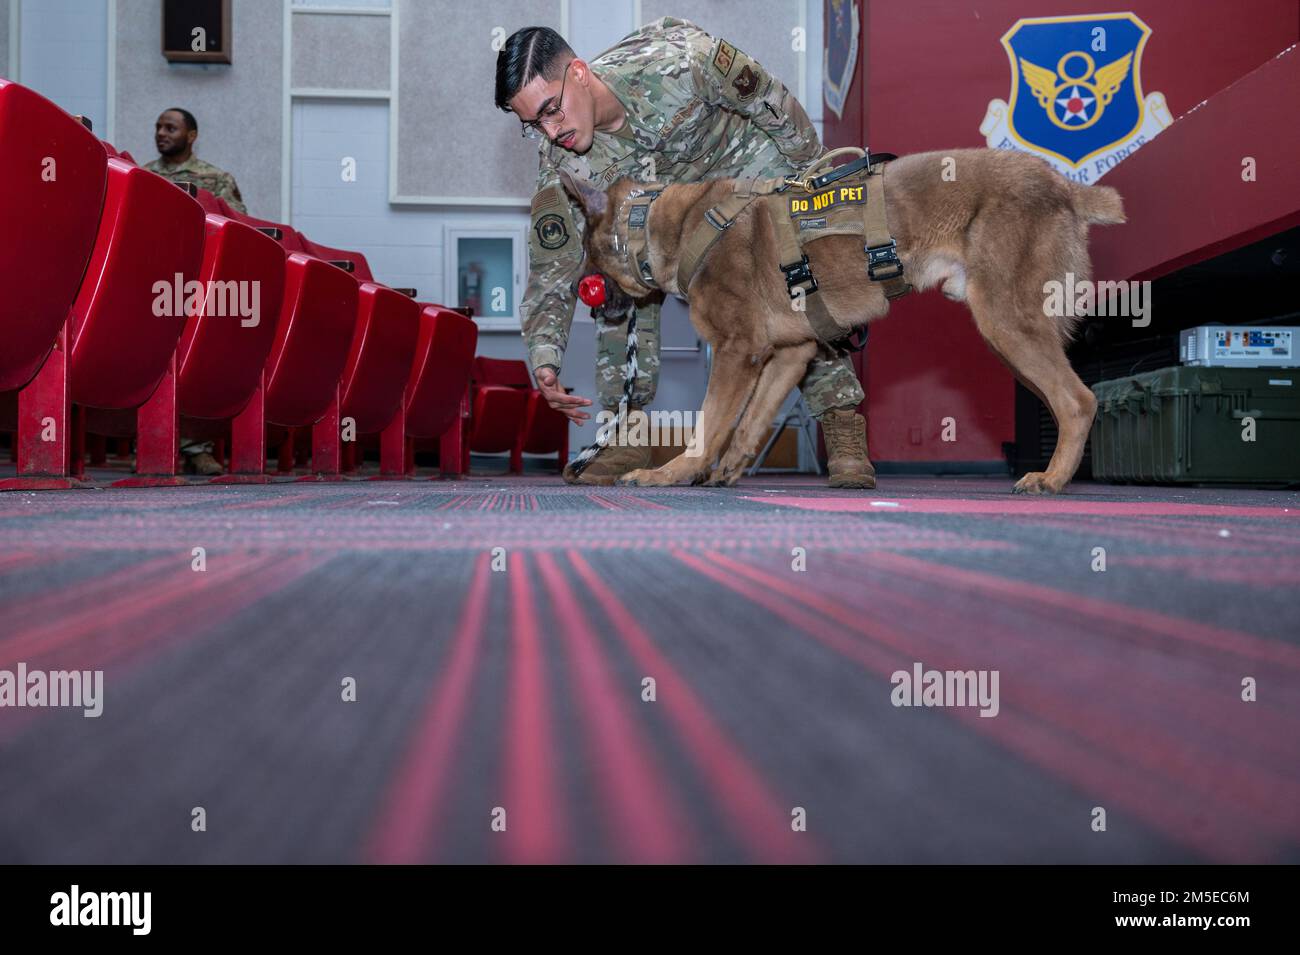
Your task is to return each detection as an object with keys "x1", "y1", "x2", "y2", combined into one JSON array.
[{"x1": 786, "y1": 146, "x2": 867, "y2": 191}]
